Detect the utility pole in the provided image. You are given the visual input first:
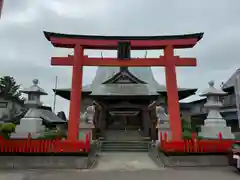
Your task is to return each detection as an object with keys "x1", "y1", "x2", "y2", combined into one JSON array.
[{"x1": 53, "y1": 76, "x2": 58, "y2": 113}]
